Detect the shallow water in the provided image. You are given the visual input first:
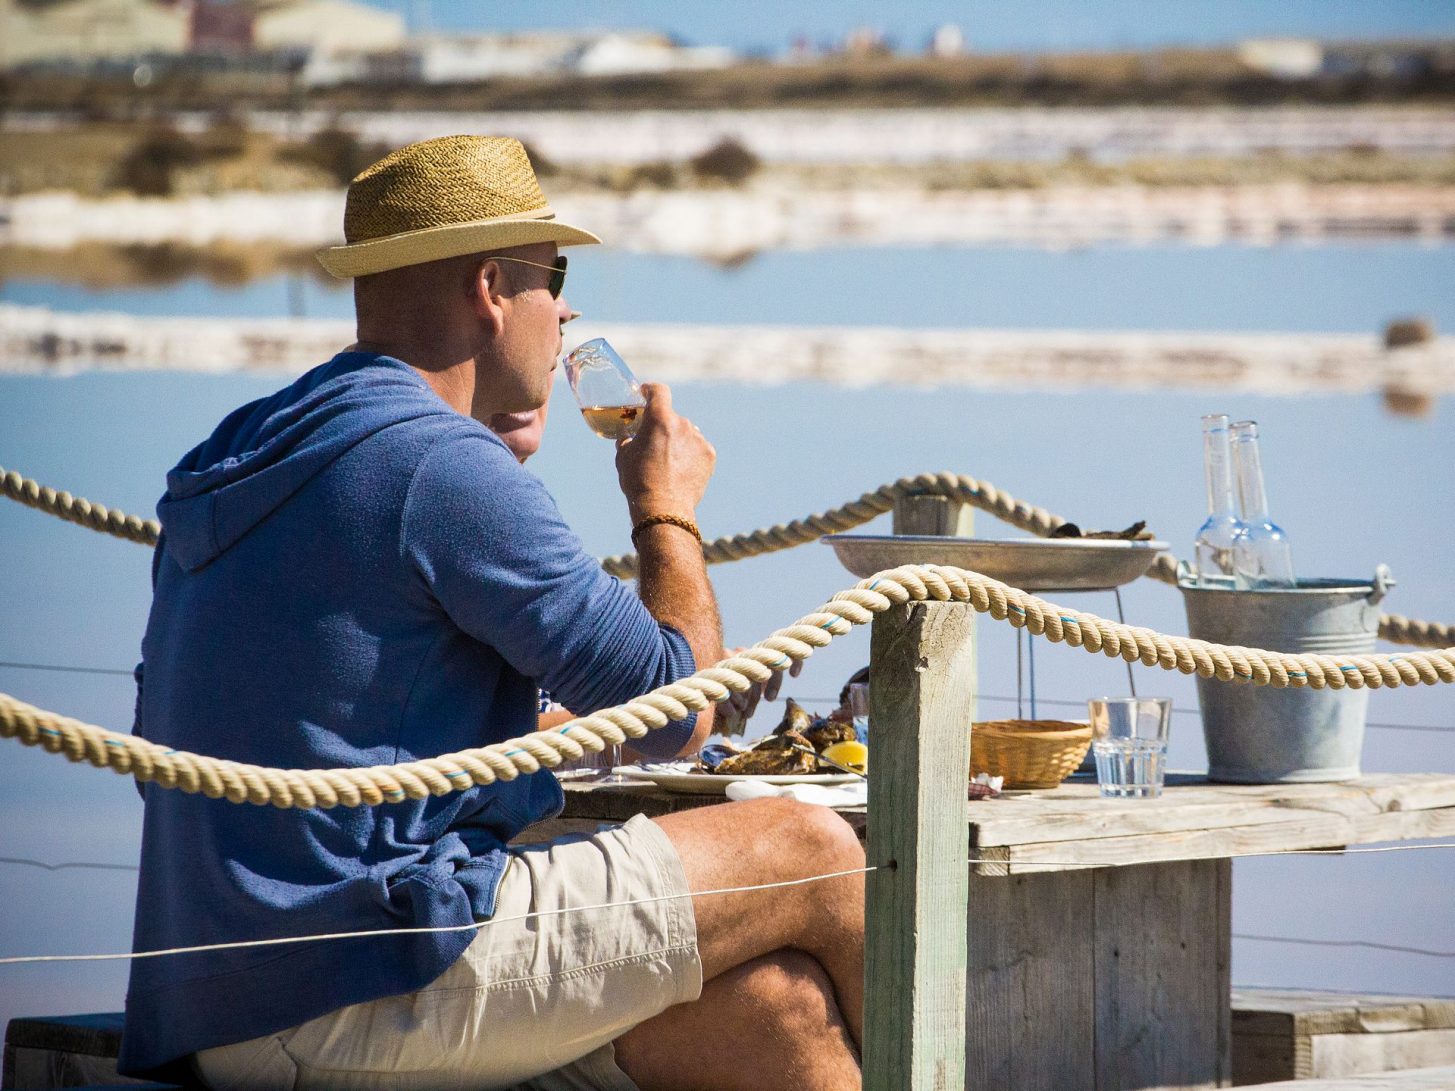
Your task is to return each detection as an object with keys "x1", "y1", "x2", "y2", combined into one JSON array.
[
  {"x1": 6, "y1": 240, "x2": 1454, "y2": 333},
  {"x1": 1, "y1": 241, "x2": 1451, "y2": 1033}
]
